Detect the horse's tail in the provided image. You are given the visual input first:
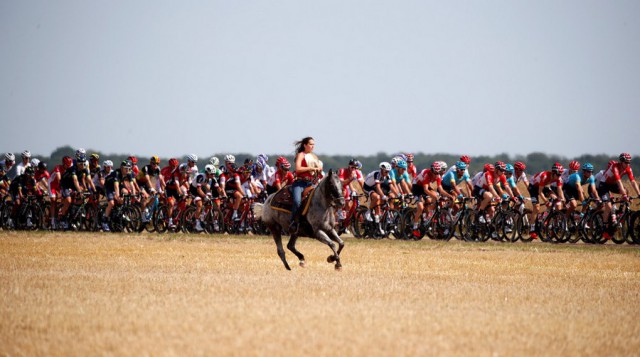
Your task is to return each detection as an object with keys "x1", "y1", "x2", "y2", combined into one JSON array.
[{"x1": 253, "y1": 203, "x2": 264, "y2": 220}]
